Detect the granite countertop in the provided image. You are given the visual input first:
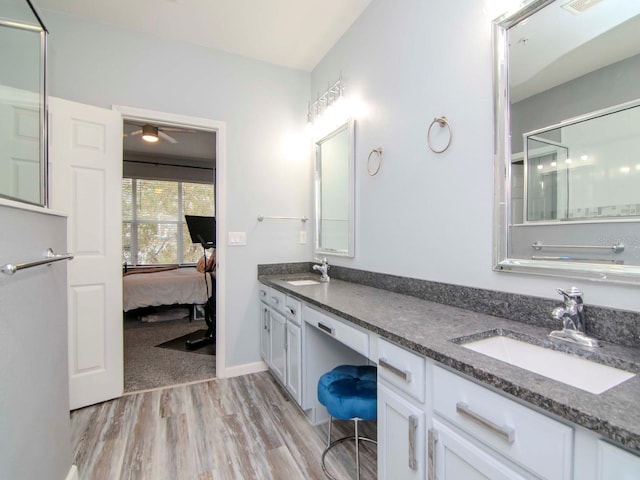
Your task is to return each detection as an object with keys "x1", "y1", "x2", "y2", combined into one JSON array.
[{"x1": 259, "y1": 273, "x2": 640, "y2": 453}]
